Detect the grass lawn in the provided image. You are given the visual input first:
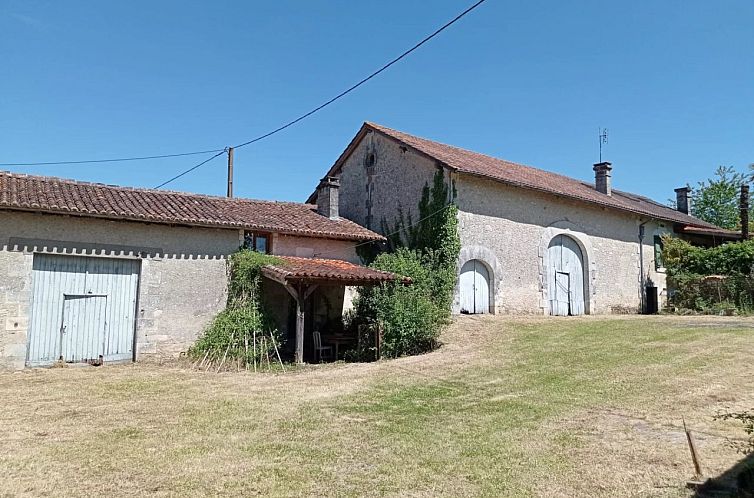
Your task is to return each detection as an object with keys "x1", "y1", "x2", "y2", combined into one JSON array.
[{"x1": 1, "y1": 316, "x2": 752, "y2": 497}]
